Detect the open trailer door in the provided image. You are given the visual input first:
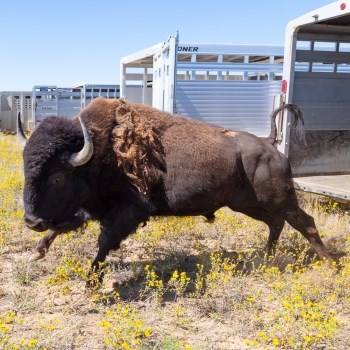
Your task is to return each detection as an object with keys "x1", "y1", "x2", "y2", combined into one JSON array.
[
  {"x1": 152, "y1": 33, "x2": 178, "y2": 113},
  {"x1": 280, "y1": 1, "x2": 350, "y2": 202}
]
